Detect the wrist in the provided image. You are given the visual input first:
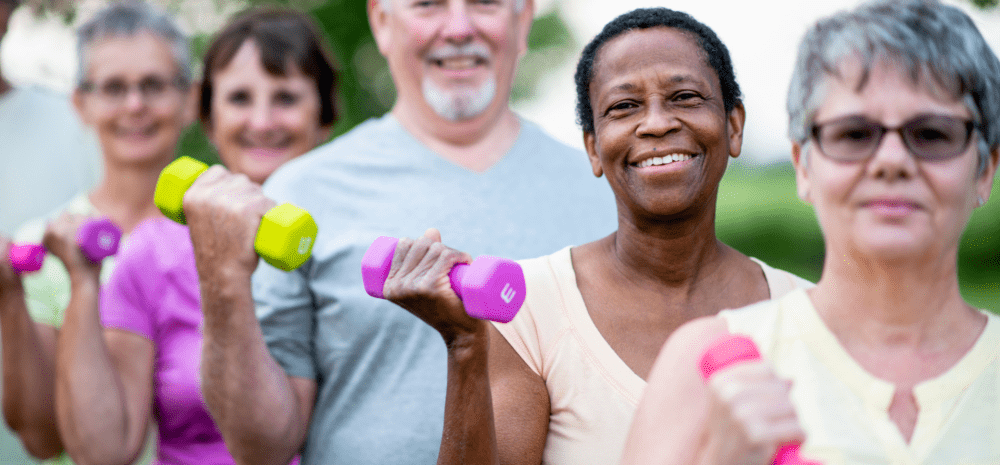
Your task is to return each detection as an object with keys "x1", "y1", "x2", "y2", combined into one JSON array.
[{"x1": 445, "y1": 323, "x2": 490, "y2": 361}]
